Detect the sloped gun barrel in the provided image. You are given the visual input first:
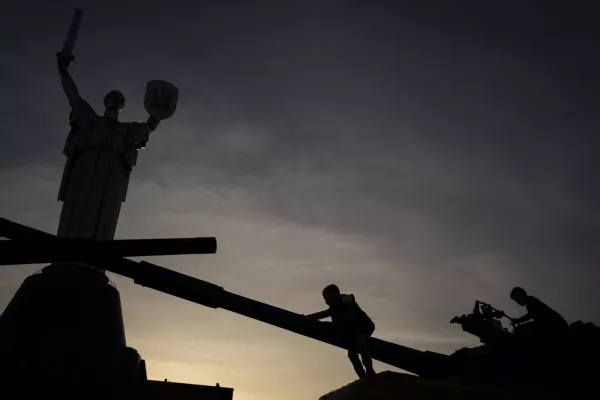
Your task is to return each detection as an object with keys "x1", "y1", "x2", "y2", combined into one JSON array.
[
  {"x1": 0, "y1": 217, "x2": 454, "y2": 378},
  {"x1": 0, "y1": 218, "x2": 56, "y2": 241},
  {"x1": 119, "y1": 260, "x2": 454, "y2": 378}
]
